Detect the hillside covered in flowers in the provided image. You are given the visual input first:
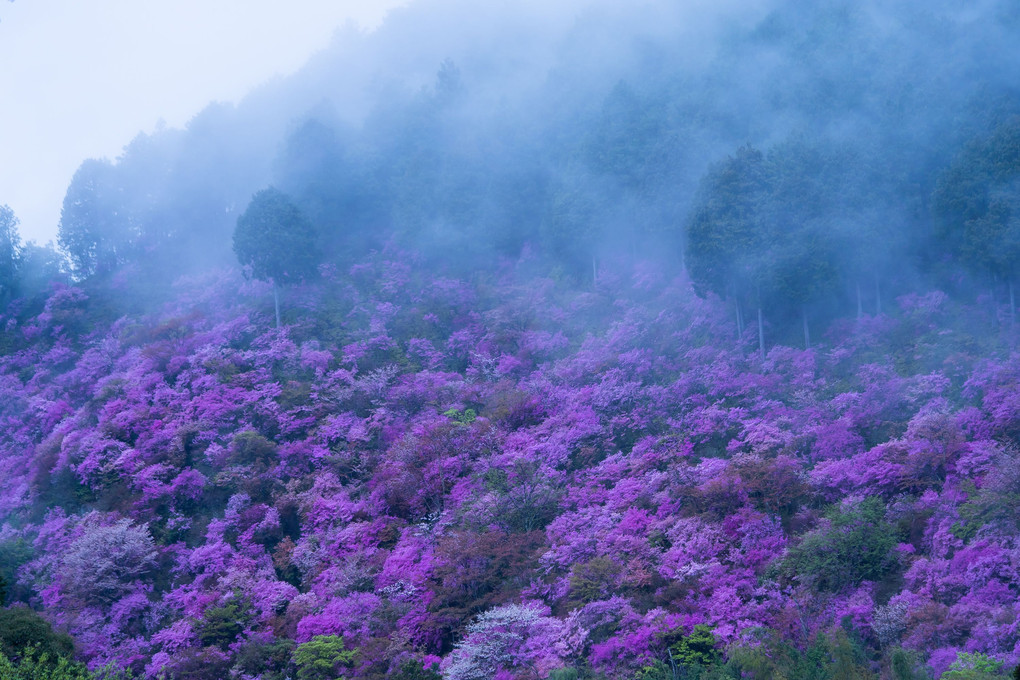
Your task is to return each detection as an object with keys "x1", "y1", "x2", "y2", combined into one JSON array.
[
  {"x1": 3, "y1": 254, "x2": 1020, "y2": 679},
  {"x1": 3, "y1": 1, "x2": 1020, "y2": 678}
]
